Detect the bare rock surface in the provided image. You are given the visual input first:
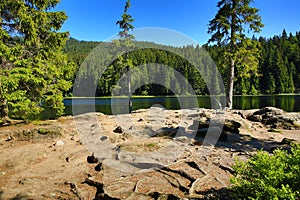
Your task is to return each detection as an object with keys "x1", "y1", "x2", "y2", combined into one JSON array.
[
  {"x1": 0, "y1": 108, "x2": 299, "y2": 199},
  {"x1": 247, "y1": 107, "x2": 300, "y2": 129}
]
